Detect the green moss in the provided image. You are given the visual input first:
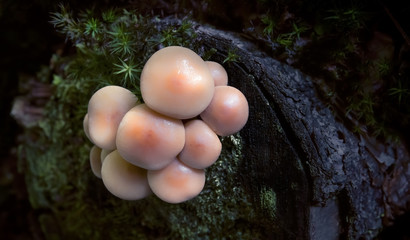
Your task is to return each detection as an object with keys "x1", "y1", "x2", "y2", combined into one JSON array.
[
  {"x1": 19, "y1": 6, "x2": 270, "y2": 239},
  {"x1": 260, "y1": 186, "x2": 277, "y2": 221}
]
